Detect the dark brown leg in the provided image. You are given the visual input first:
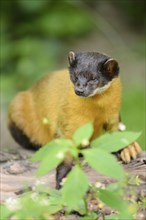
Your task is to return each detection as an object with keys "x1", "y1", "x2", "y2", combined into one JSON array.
[{"x1": 56, "y1": 161, "x2": 73, "y2": 189}]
